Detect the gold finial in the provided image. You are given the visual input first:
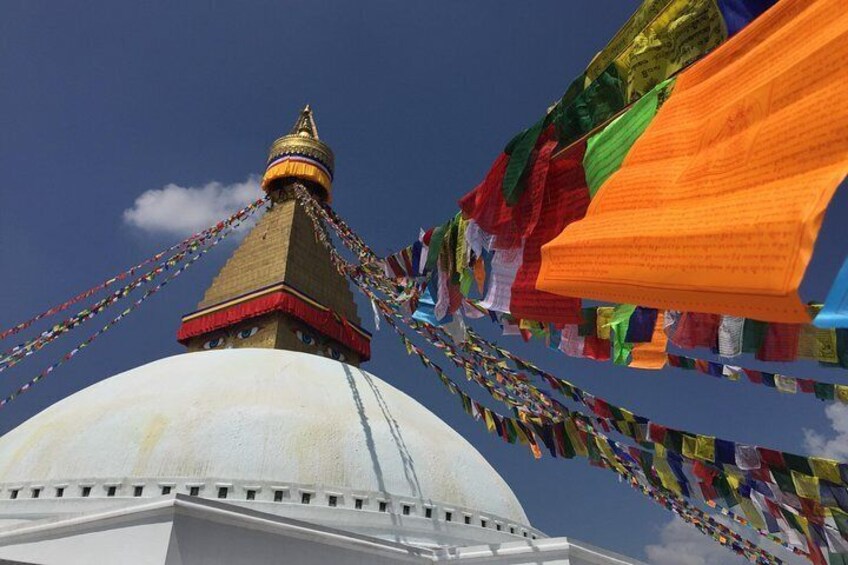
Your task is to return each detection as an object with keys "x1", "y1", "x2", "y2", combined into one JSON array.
[
  {"x1": 262, "y1": 105, "x2": 335, "y2": 202},
  {"x1": 290, "y1": 105, "x2": 320, "y2": 139}
]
